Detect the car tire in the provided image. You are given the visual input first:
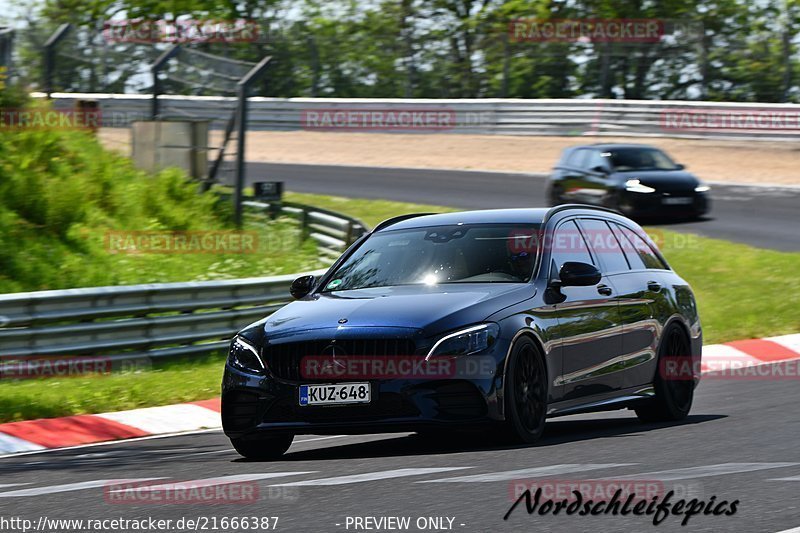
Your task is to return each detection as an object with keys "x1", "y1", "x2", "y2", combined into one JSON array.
[
  {"x1": 230, "y1": 434, "x2": 294, "y2": 460},
  {"x1": 635, "y1": 324, "x2": 694, "y2": 423},
  {"x1": 503, "y1": 337, "x2": 548, "y2": 444},
  {"x1": 547, "y1": 184, "x2": 564, "y2": 206}
]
